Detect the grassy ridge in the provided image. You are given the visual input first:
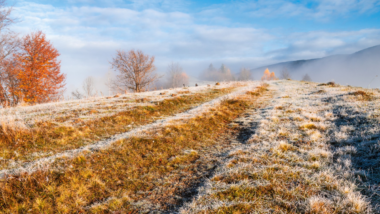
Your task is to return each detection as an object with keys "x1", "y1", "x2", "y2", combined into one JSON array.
[
  {"x1": 0, "y1": 85, "x2": 269, "y2": 213},
  {"x1": 0, "y1": 88, "x2": 235, "y2": 169}
]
